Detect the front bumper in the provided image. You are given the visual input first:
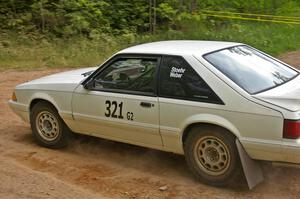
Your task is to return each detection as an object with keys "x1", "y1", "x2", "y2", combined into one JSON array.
[{"x1": 8, "y1": 100, "x2": 30, "y2": 123}]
